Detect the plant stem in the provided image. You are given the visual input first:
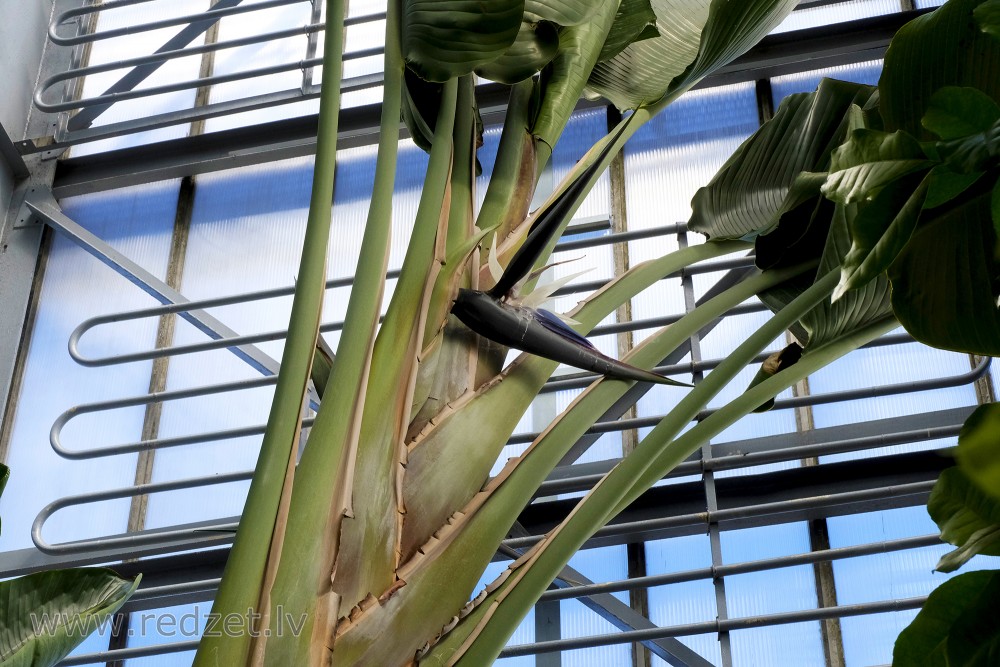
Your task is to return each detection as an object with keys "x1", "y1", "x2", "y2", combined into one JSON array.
[
  {"x1": 192, "y1": 2, "x2": 345, "y2": 666},
  {"x1": 477, "y1": 79, "x2": 536, "y2": 246},
  {"x1": 257, "y1": 3, "x2": 404, "y2": 664}
]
